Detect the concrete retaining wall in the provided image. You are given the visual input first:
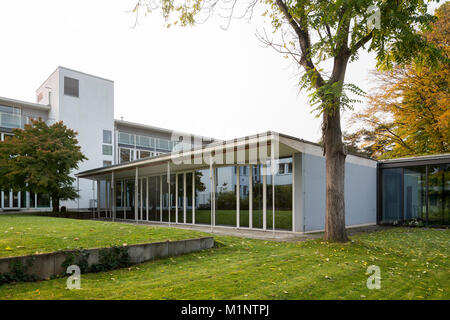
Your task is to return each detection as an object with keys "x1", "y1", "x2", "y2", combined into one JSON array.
[{"x1": 0, "y1": 237, "x2": 214, "y2": 280}]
